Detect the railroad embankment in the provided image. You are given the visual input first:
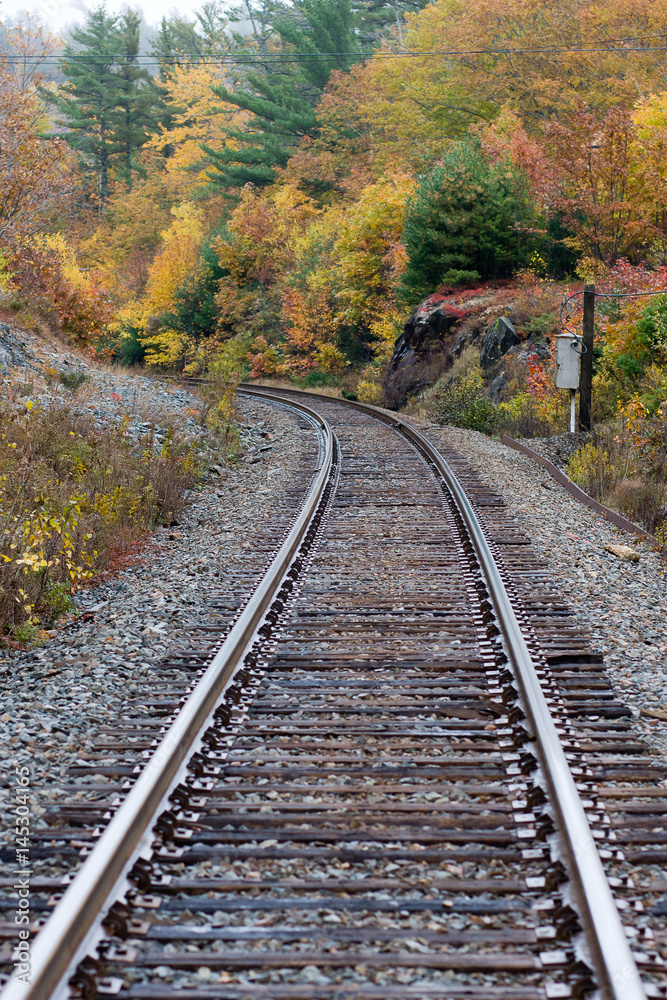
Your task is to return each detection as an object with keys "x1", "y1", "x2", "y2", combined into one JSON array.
[
  {"x1": 0, "y1": 322, "x2": 232, "y2": 646},
  {"x1": 0, "y1": 338, "x2": 310, "y2": 848},
  {"x1": 0, "y1": 322, "x2": 297, "y2": 646}
]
